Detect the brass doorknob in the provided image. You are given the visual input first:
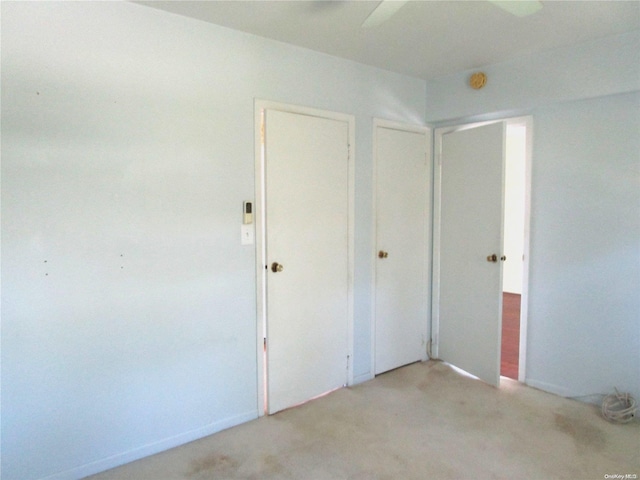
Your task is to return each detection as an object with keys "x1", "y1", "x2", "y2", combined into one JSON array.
[
  {"x1": 487, "y1": 254, "x2": 498, "y2": 263},
  {"x1": 271, "y1": 262, "x2": 284, "y2": 273},
  {"x1": 378, "y1": 251, "x2": 389, "y2": 259}
]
